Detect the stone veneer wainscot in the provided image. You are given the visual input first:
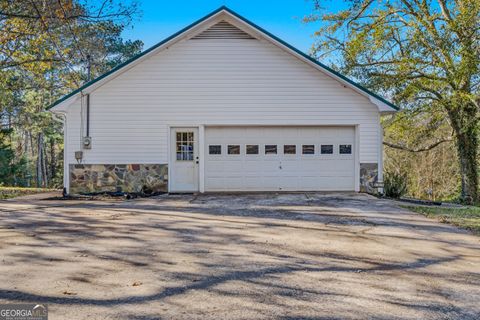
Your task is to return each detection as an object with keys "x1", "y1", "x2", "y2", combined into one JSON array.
[
  {"x1": 69, "y1": 164, "x2": 168, "y2": 194},
  {"x1": 360, "y1": 163, "x2": 378, "y2": 194},
  {"x1": 70, "y1": 163, "x2": 378, "y2": 194}
]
